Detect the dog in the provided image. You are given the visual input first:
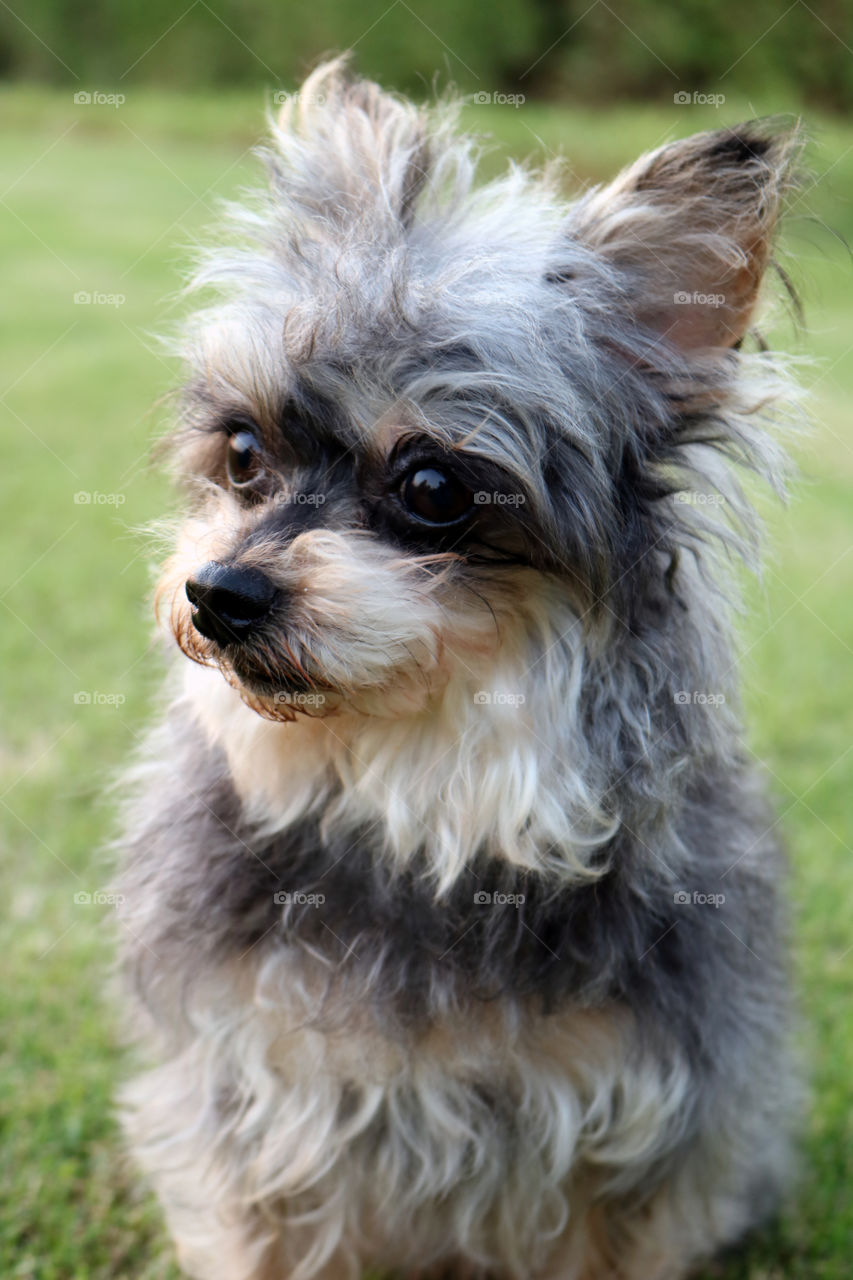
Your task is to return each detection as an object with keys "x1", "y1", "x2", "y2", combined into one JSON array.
[{"x1": 115, "y1": 58, "x2": 804, "y2": 1280}]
